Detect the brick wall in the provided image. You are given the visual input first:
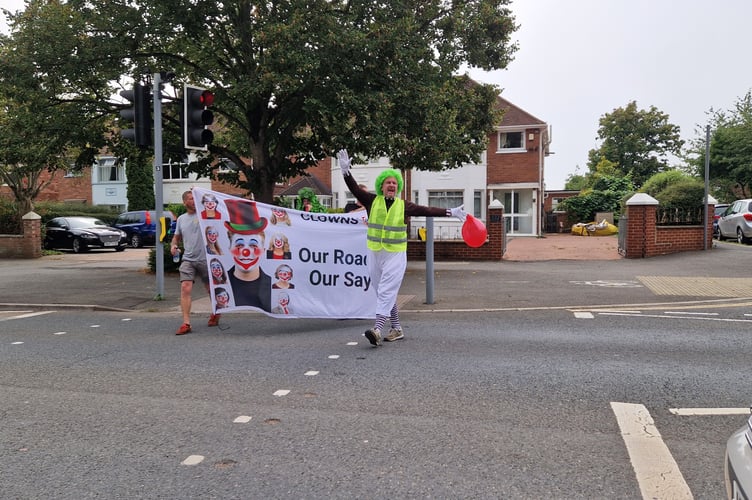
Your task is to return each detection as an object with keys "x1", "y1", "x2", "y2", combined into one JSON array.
[
  {"x1": 486, "y1": 128, "x2": 542, "y2": 185},
  {"x1": 407, "y1": 205, "x2": 504, "y2": 261},
  {"x1": 0, "y1": 212, "x2": 42, "y2": 259},
  {"x1": 623, "y1": 195, "x2": 713, "y2": 258}
]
